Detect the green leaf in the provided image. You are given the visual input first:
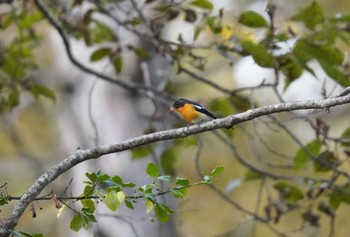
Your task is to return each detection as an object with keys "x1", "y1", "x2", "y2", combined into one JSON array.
[
  {"x1": 81, "y1": 207, "x2": 97, "y2": 223},
  {"x1": 293, "y1": 41, "x2": 344, "y2": 66},
  {"x1": 90, "y1": 47, "x2": 111, "y2": 62},
  {"x1": 191, "y1": 0, "x2": 213, "y2": 10},
  {"x1": 330, "y1": 183, "x2": 350, "y2": 210},
  {"x1": 160, "y1": 147, "x2": 178, "y2": 175},
  {"x1": 280, "y1": 56, "x2": 303, "y2": 83},
  {"x1": 313, "y1": 151, "x2": 337, "y2": 172},
  {"x1": 0, "y1": 196, "x2": 8, "y2": 206},
  {"x1": 32, "y1": 234, "x2": 43, "y2": 237},
  {"x1": 125, "y1": 199, "x2": 134, "y2": 209},
  {"x1": 123, "y1": 182, "x2": 136, "y2": 188},
  {"x1": 207, "y1": 16, "x2": 223, "y2": 34},
  {"x1": 133, "y1": 47, "x2": 150, "y2": 60},
  {"x1": 111, "y1": 175, "x2": 123, "y2": 186},
  {"x1": 238, "y1": 11, "x2": 268, "y2": 28},
  {"x1": 132, "y1": 146, "x2": 152, "y2": 159},
  {"x1": 146, "y1": 162, "x2": 160, "y2": 178},
  {"x1": 20, "y1": 11, "x2": 42, "y2": 28},
  {"x1": 241, "y1": 40, "x2": 276, "y2": 68},
  {"x1": 90, "y1": 22, "x2": 115, "y2": 43},
  {"x1": 113, "y1": 55, "x2": 123, "y2": 74},
  {"x1": 154, "y1": 204, "x2": 172, "y2": 222},
  {"x1": 96, "y1": 173, "x2": 110, "y2": 182},
  {"x1": 171, "y1": 188, "x2": 187, "y2": 198},
  {"x1": 294, "y1": 138, "x2": 322, "y2": 170},
  {"x1": 82, "y1": 185, "x2": 95, "y2": 196},
  {"x1": 319, "y1": 61, "x2": 350, "y2": 87},
  {"x1": 292, "y1": 1, "x2": 323, "y2": 30},
  {"x1": 105, "y1": 191, "x2": 125, "y2": 211},
  {"x1": 81, "y1": 199, "x2": 95, "y2": 212},
  {"x1": 330, "y1": 14, "x2": 350, "y2": 23},
  {"x1": 209, "y1": 166, "x2": 224, "y2": 177},
  {"x1": 85, "y1": 171, "x2": 97, "y2": 183},
  {"x1": 31, "y1": 84, "x2": 56, "y2": 102},
  {"x1": 340, "y1": 127, "x2": 350, "y2": 147},
  {"x1": 70, "y1": 214, "x2": 83, "y2": 232},
  {"x1": 243, "y1": 169, "x2": 261, "y2": 181},
  {"x1": 175, "y1": 178, "x2": 190, "y2": 187},
  {"x1": 207, "y1": 97, "x2": 234, "y2": 117},
  {"x1": 174, "y1": 136, "x2": 198, "y2": 146},
  {"x1": 273, "y1": 182, "x2": 304, "y2": 202},
  {"x1": 139, "y1": 184, "x2": 153, "y2": 194}
]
